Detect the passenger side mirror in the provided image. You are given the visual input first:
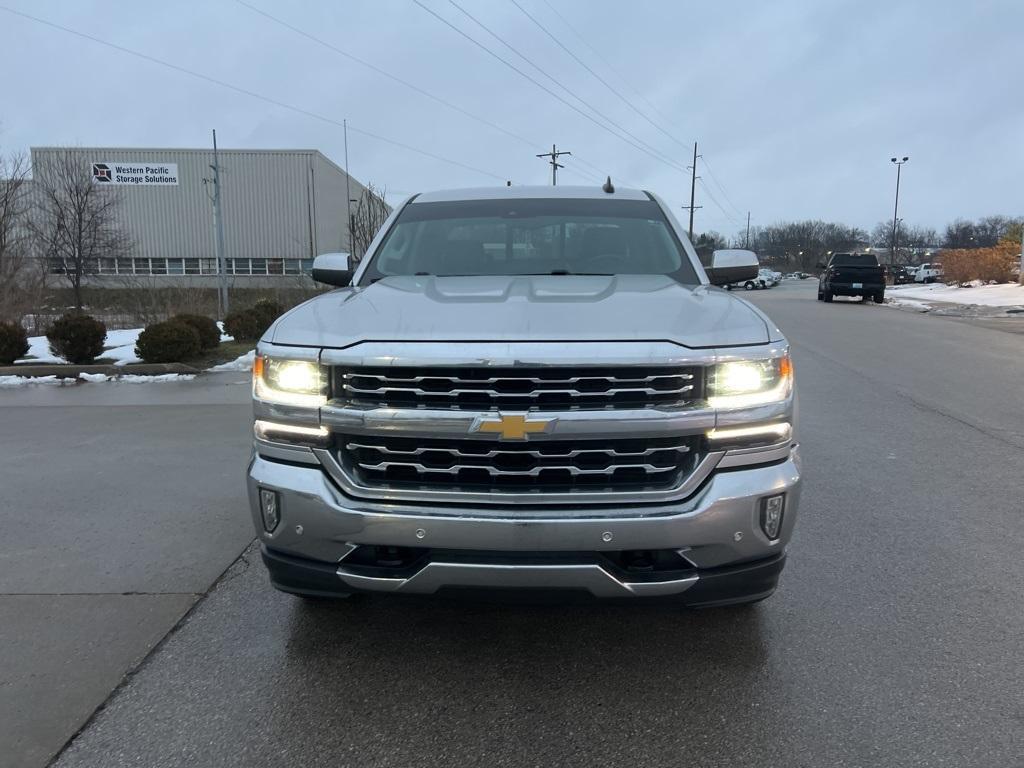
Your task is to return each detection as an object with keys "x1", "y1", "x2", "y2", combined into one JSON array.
[
  {"x1": 311, "y1": 252, "x2": 354, "y2": 287},
  {"x1": 706, "y1": 249, "x2": 759, "y2": 286}
]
